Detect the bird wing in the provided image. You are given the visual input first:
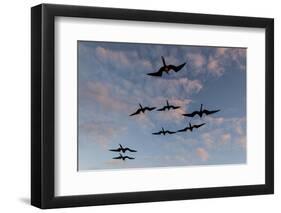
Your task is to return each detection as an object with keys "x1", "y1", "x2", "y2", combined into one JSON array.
[
  {"x1": 202, "y1": 109, "x2": 220, "y2": 115},
  {"x1": 157, "y1": 106, "x2": 166, "y2": 111},
  {"x1": 177, "y1": 127, "x2": 188, "y2": 132},
  {"x1": 168, "y1": 63, "x2": 186, "y2": 72},
  {"x1": 166, "y1": 131, "x2": 176, "y2": 134},
  {"x1": 127, "y1": 148, "x2": 137, "y2": 152},
  {"x1": 144, "y1": 107, "x2": 156, "y2": 111},
  {"x1": 129, "y1": 108, "x2": 141, "y2": 116},
  {"x1": 112, "y1": 156, "x2": 122, "y2": 159},
  {"x1": 170, "y1": 105, "x2": 180, "y2": 109},
  {"x1": 152, "y1": 131, "x2": 162, "y2": 135},
  {"x1": 193, "y1": 123, "x2": 206, "y2": 128},
  {"x1": 182, "y1": 111, "x2": 199, "y2": 117},
  {"x1": 147, "y1": 66, "x2": 165, "y2": 77},
  {"x1": 109, "y1": 148, "x2": 121, "y2": 152}
]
